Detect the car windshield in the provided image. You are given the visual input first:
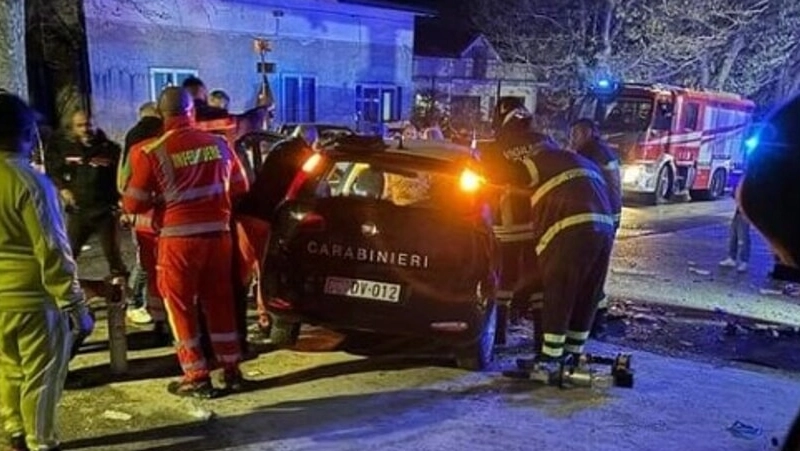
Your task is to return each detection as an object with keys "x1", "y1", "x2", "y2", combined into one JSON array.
[
  {"x1": 316, "y1": 159, "x2": 462, "y2": 209},
  {"x1": 598, "y1": 98, "x2": 654, "y2": 133}
]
